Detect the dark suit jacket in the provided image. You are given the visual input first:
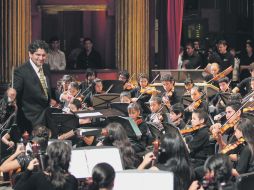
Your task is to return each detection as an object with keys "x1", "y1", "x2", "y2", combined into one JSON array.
[{"x1": 14, "y1": 61, "x2": 51, "y2": 132}]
